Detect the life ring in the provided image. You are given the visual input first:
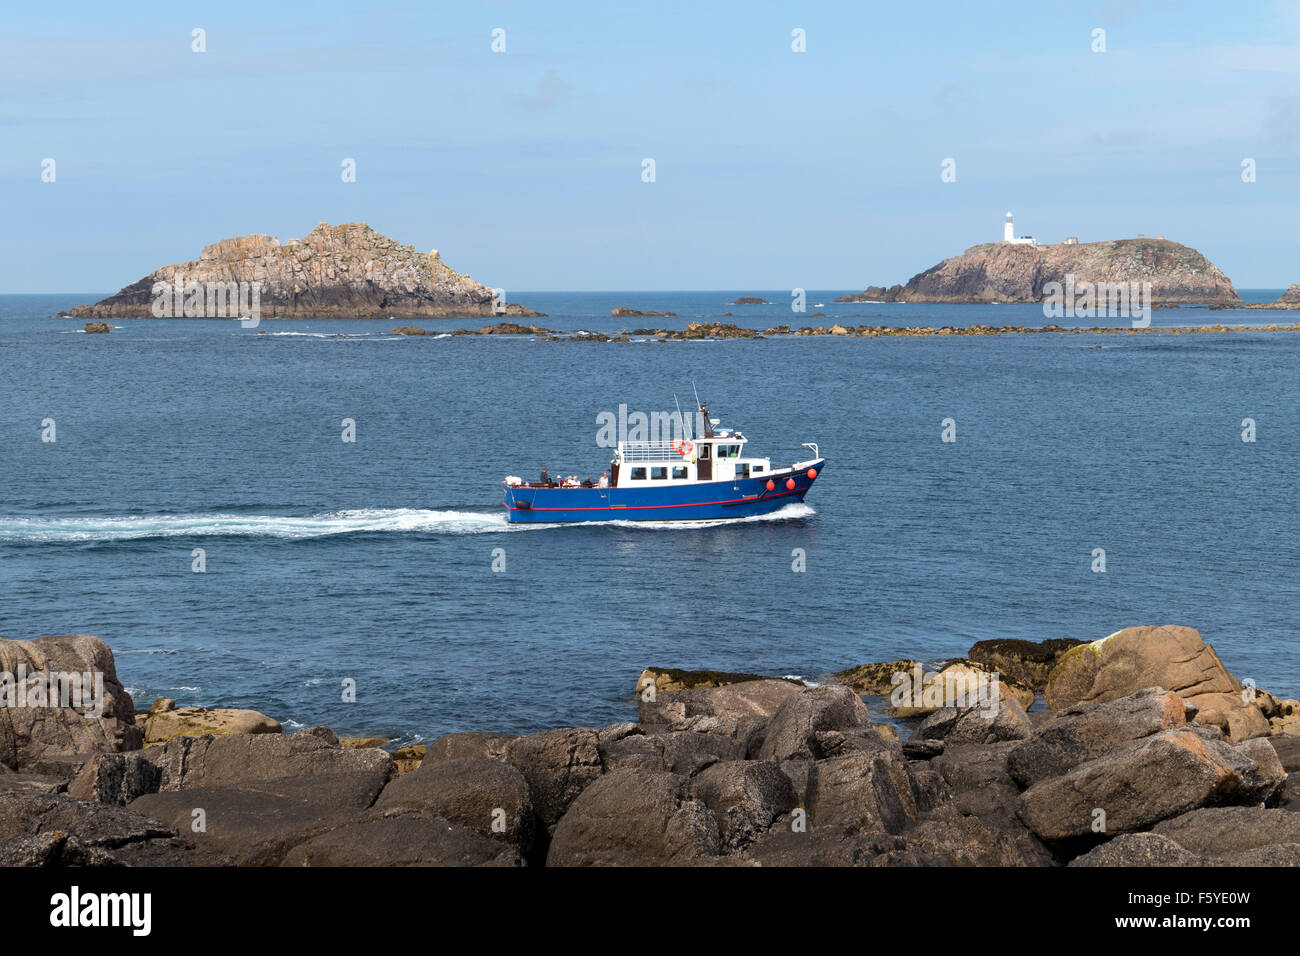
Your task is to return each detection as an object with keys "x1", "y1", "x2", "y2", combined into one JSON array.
[{"x1": 671, "y1": 439, "x2": 695, "y2": 458}]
